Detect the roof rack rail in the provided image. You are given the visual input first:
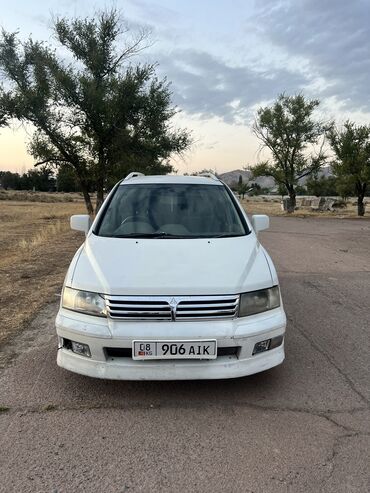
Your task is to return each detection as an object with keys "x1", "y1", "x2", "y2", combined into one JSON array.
[
  {"x1": 198, "y1": 172, "x2": 218, "y2": 180},
  {"x1": 124, "y1": 172, "x2": 145, "y2": 180}
]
